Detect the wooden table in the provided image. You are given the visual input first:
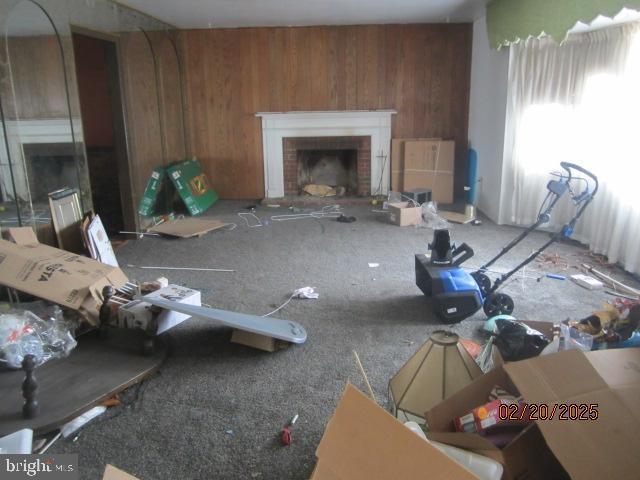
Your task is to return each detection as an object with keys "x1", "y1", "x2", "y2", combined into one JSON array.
[{"x1": 0, "y1": 329, "x2": 166, "y2": 436}]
